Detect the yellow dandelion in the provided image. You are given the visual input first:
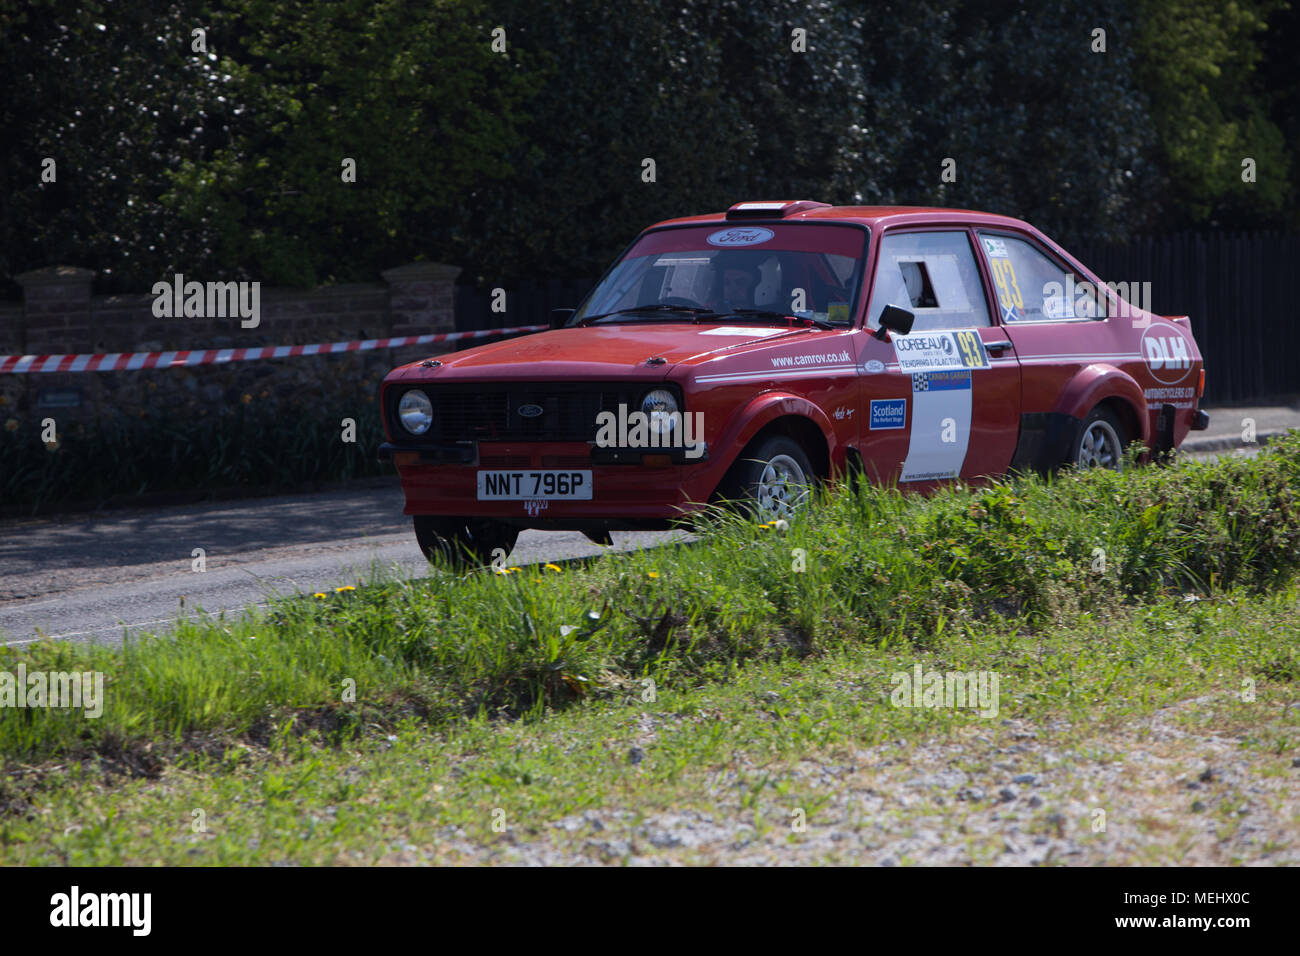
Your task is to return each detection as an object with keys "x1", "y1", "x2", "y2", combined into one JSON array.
[
  {"x1": 313, "y1": 592, "x2": 327, "y2": 599},
  {"x1": 647, "y1": 571, "x2": 660, "y2": 579},
  {"x1": 543, "y1": 563, "x2": 563, "y2": 573},
  {"x1": 335, "y1": 585, "x2": 356, "y2": 593}
]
